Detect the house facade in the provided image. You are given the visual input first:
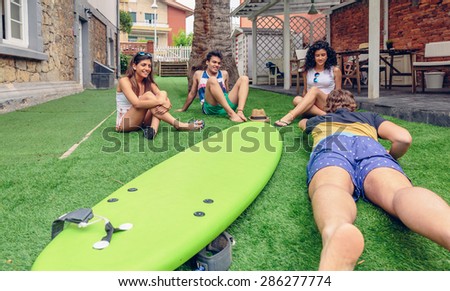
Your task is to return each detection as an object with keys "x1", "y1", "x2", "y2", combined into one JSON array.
[
  {"x1": 119, "y1": 0, "x2": 193, "y2": 47},
  {"x1": 0, "y1": 0, "x2": 120, "y2": 113}
]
